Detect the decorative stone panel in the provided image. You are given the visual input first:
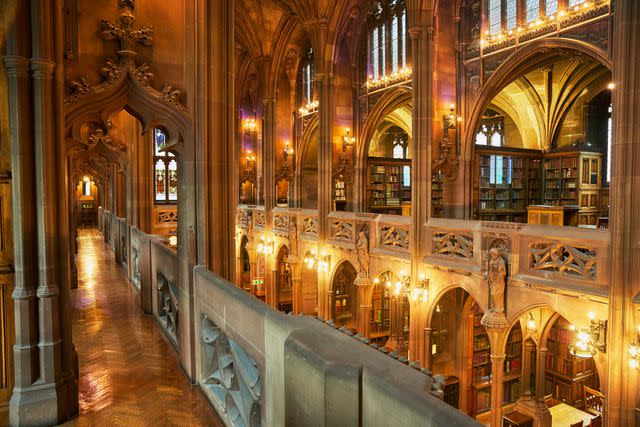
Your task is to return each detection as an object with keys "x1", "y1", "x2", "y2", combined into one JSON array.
[
  {"x1": 201, "y1": 313, "x2": 261, "y2": 427},
  {"x1": 433, "y1": 233, "x2": 474, "y2": 260},
  {"x1": 529, "y1": 243, "x2": 596, "y2": 281},
  {"x1": 157, "y1": 272, "x2": 178, "y2": 344}
]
